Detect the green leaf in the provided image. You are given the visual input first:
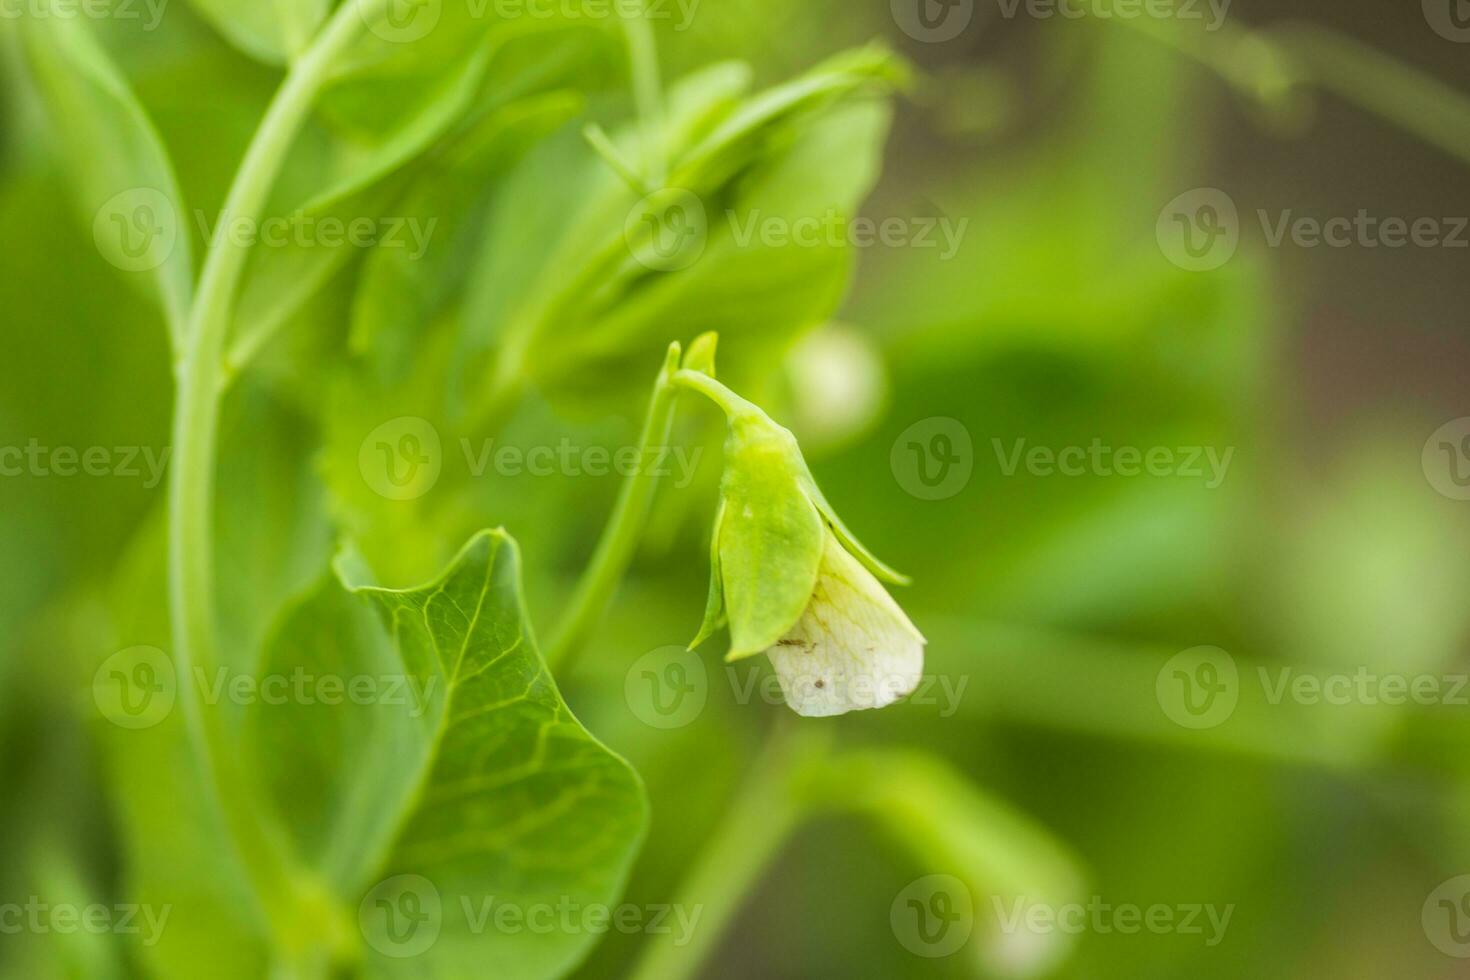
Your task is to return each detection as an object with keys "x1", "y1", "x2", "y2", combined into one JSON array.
[
  {"x1": 184, "y1": 0, "x2": 330, "y2": 65},
  {"x1": 250, "y1": 530, "x2": 648, "y2": 978},
  {"x1": 348, "y1": 90, "x2": 586, "y2": 384},
  {"x1": 96, "y1": 381, "x2": 334, "y2": 979},
  {"x1": 227, "y1": 27, "x2": 614, "y2": 374},
  {"x1": 467, "y1": 48, "x2": 900, "y2": 413},
  {"x1": 18, "y1": 8, "x2": 194, "y2": 349}
]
